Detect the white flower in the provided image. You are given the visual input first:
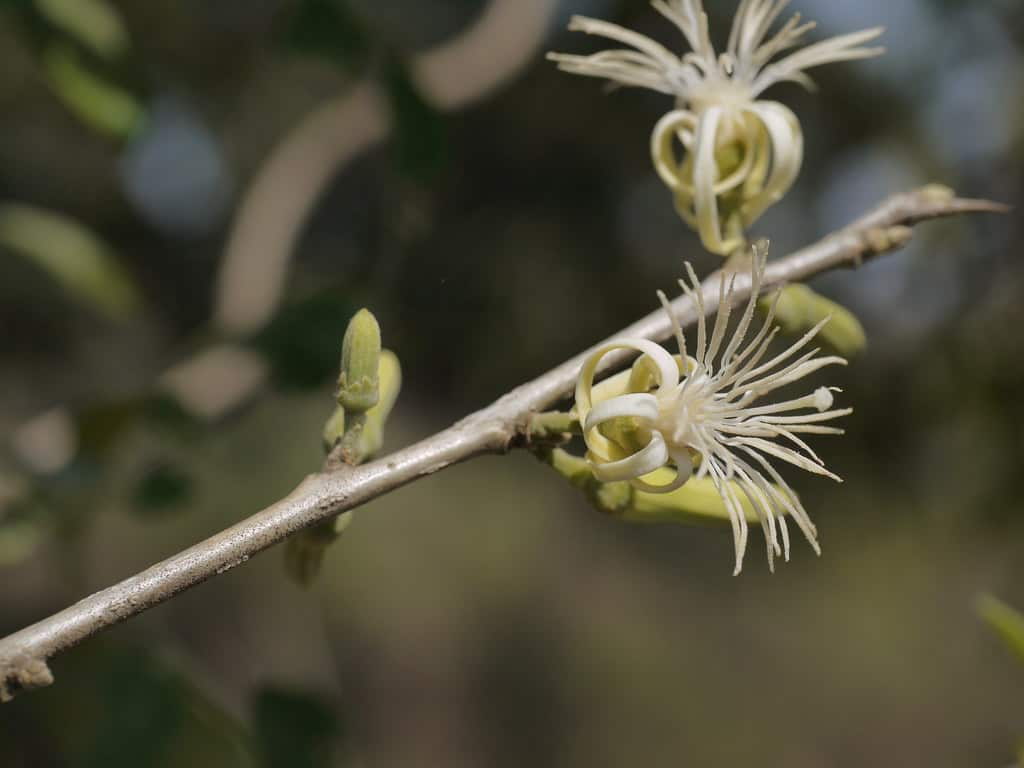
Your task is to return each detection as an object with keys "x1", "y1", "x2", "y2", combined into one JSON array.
[
  {"x1": 574, "y1": 244, "x2": 851, "y2": 572},
  {"x1": 549, "y1": 0, "x2": 884, "y2": 255}
]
